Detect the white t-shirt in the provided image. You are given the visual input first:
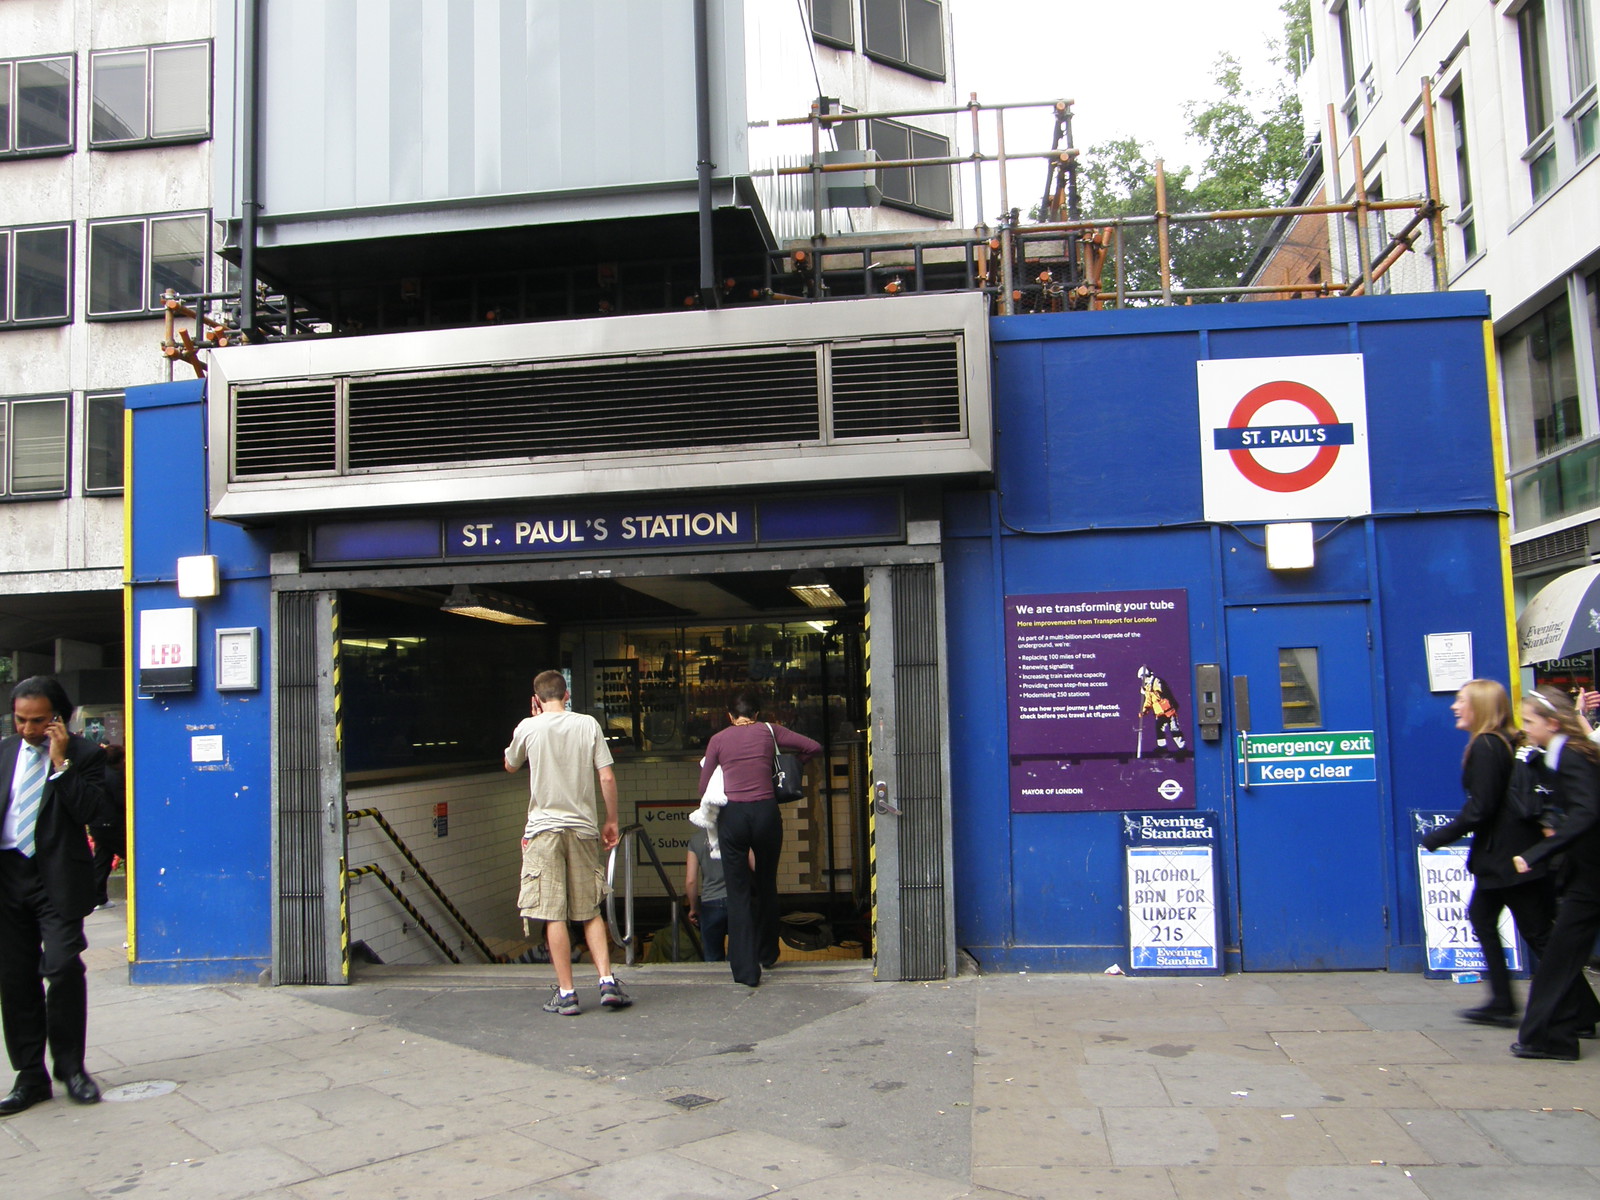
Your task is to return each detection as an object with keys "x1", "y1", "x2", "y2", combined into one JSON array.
[{"x1": 504, "y1": 709, "x2": 614, "y2": 838}]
